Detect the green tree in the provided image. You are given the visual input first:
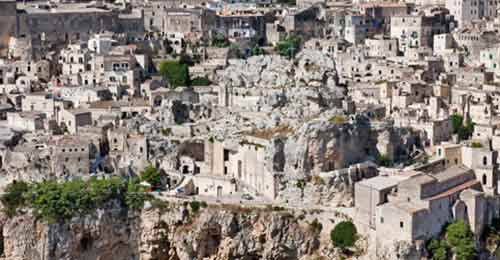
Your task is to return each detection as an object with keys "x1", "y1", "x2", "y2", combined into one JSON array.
[
  {"x1": 250, "y1": 45, "x2": 265, "y2": 56},
  {"x1": 1, "y1": 181, "x2": 30, "y2": 217},
  {"x1": 446, "y1": 220, "x2": 477, "y2": 260},
  {"x1": 275, "y1": 36, "x2": 301, "y2": 59},
  {"x1": 211, "y1": 33, "x2": 230, "y2": 48},
  {"x1": 159, "y1": 61, "x2": 189, "y2": 88},
  {"x1": 140, "y1": 166, "x2": 162, "y2": 188},
  {"x1": 330, "y1": 221, "x2": 358, "y2": 250},
  {"x1": 427, "y1": 239, "x2": 449, "y2": 260},
  {"x1": 125, "y1": 180, "x2": 149, "y2": 210},
  {"x1": 450, "y1": 114, "x2": 475, "y2": 141}
]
